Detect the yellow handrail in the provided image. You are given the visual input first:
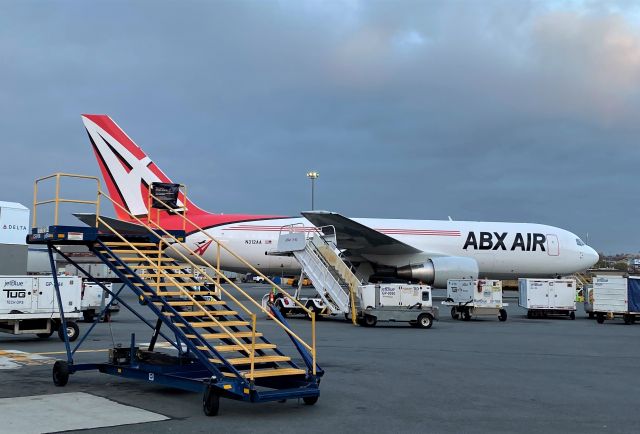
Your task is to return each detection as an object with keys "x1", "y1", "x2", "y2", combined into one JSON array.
[
  {"x1": 30, "y1": 173, "x2": 317, "y2": 374},
  {"x1": 33, "y1": 173, "x2": 101, "y2": 227}
]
